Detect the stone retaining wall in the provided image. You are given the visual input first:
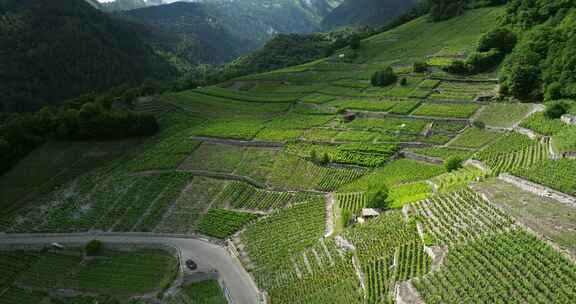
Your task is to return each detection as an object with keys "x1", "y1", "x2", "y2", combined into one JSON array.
[
  {"x1": 191, "y1": 136, "x2": 285, "y2": 148},
  {"x1": 498, "y1": 173, "x2": 576, "y2": 206},
  {"x1": 561, "y1": 114, "x2": 576, "y2": 126},
  {"x1": 514, "y1": 127, "x2": 540, "y2": 140},
  {"x1": 464, "y1": 159, "x2": 490, "y2": 173},
  {"x1": 356, "y1": 111, "x2": 471, "y2": 123},
  {"x1": 401, "y1": 151, "x2": 444, "y2": 165}
]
